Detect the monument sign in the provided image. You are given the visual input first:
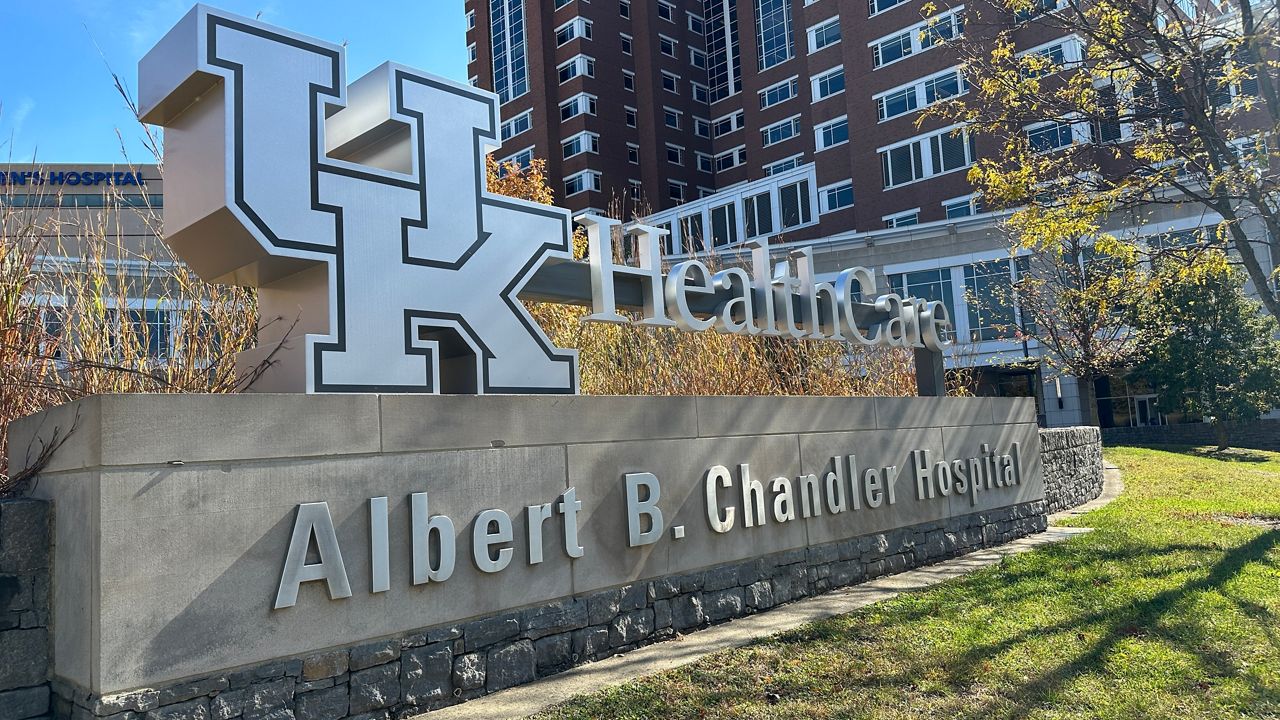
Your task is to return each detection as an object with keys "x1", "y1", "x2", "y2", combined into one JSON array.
[{"x1": 7, "y1": 7, "x2": 1046, "y2": 718}]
